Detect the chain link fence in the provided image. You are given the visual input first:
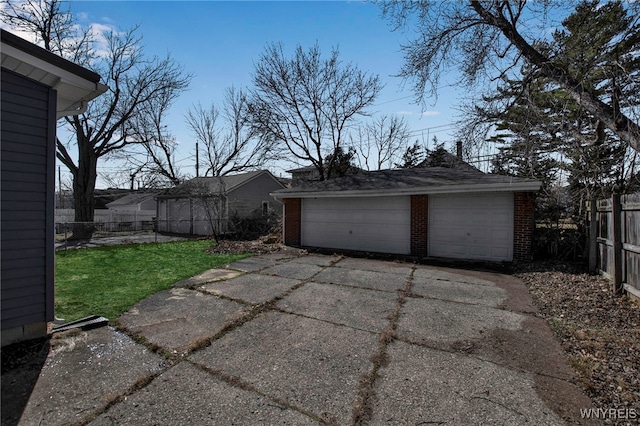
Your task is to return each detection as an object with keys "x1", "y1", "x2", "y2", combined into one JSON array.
[{"x1": 54, "y1": 220, "x2": 202, "y2": 249}]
